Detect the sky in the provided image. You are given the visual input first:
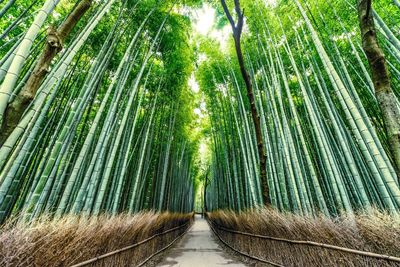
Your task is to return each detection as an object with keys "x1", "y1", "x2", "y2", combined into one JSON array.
[
  {"x1": 188, "y1": 1, "x2": 277, "y2": 96},
  {"x1": 187, "y1": 4, "x2": 222, "y2": 161},
  {"x1": 264, "y1": 0, "x2": 278, "y2": 7},
  {"x1": 187, "y1": 2, "x2": 277, "y2": 197},
  {"x1": 193, "y1": 4, "x2": 215, "y2": 35},
  {"x1": 188, "y1": 4, "x2": 229, "y2": 96},
  {"x1": 187, "y1": 2, "x2": 272, "y2": 161},
  {"x1": 192, "y1": 4, "x2": 231, "y2": 50}
]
